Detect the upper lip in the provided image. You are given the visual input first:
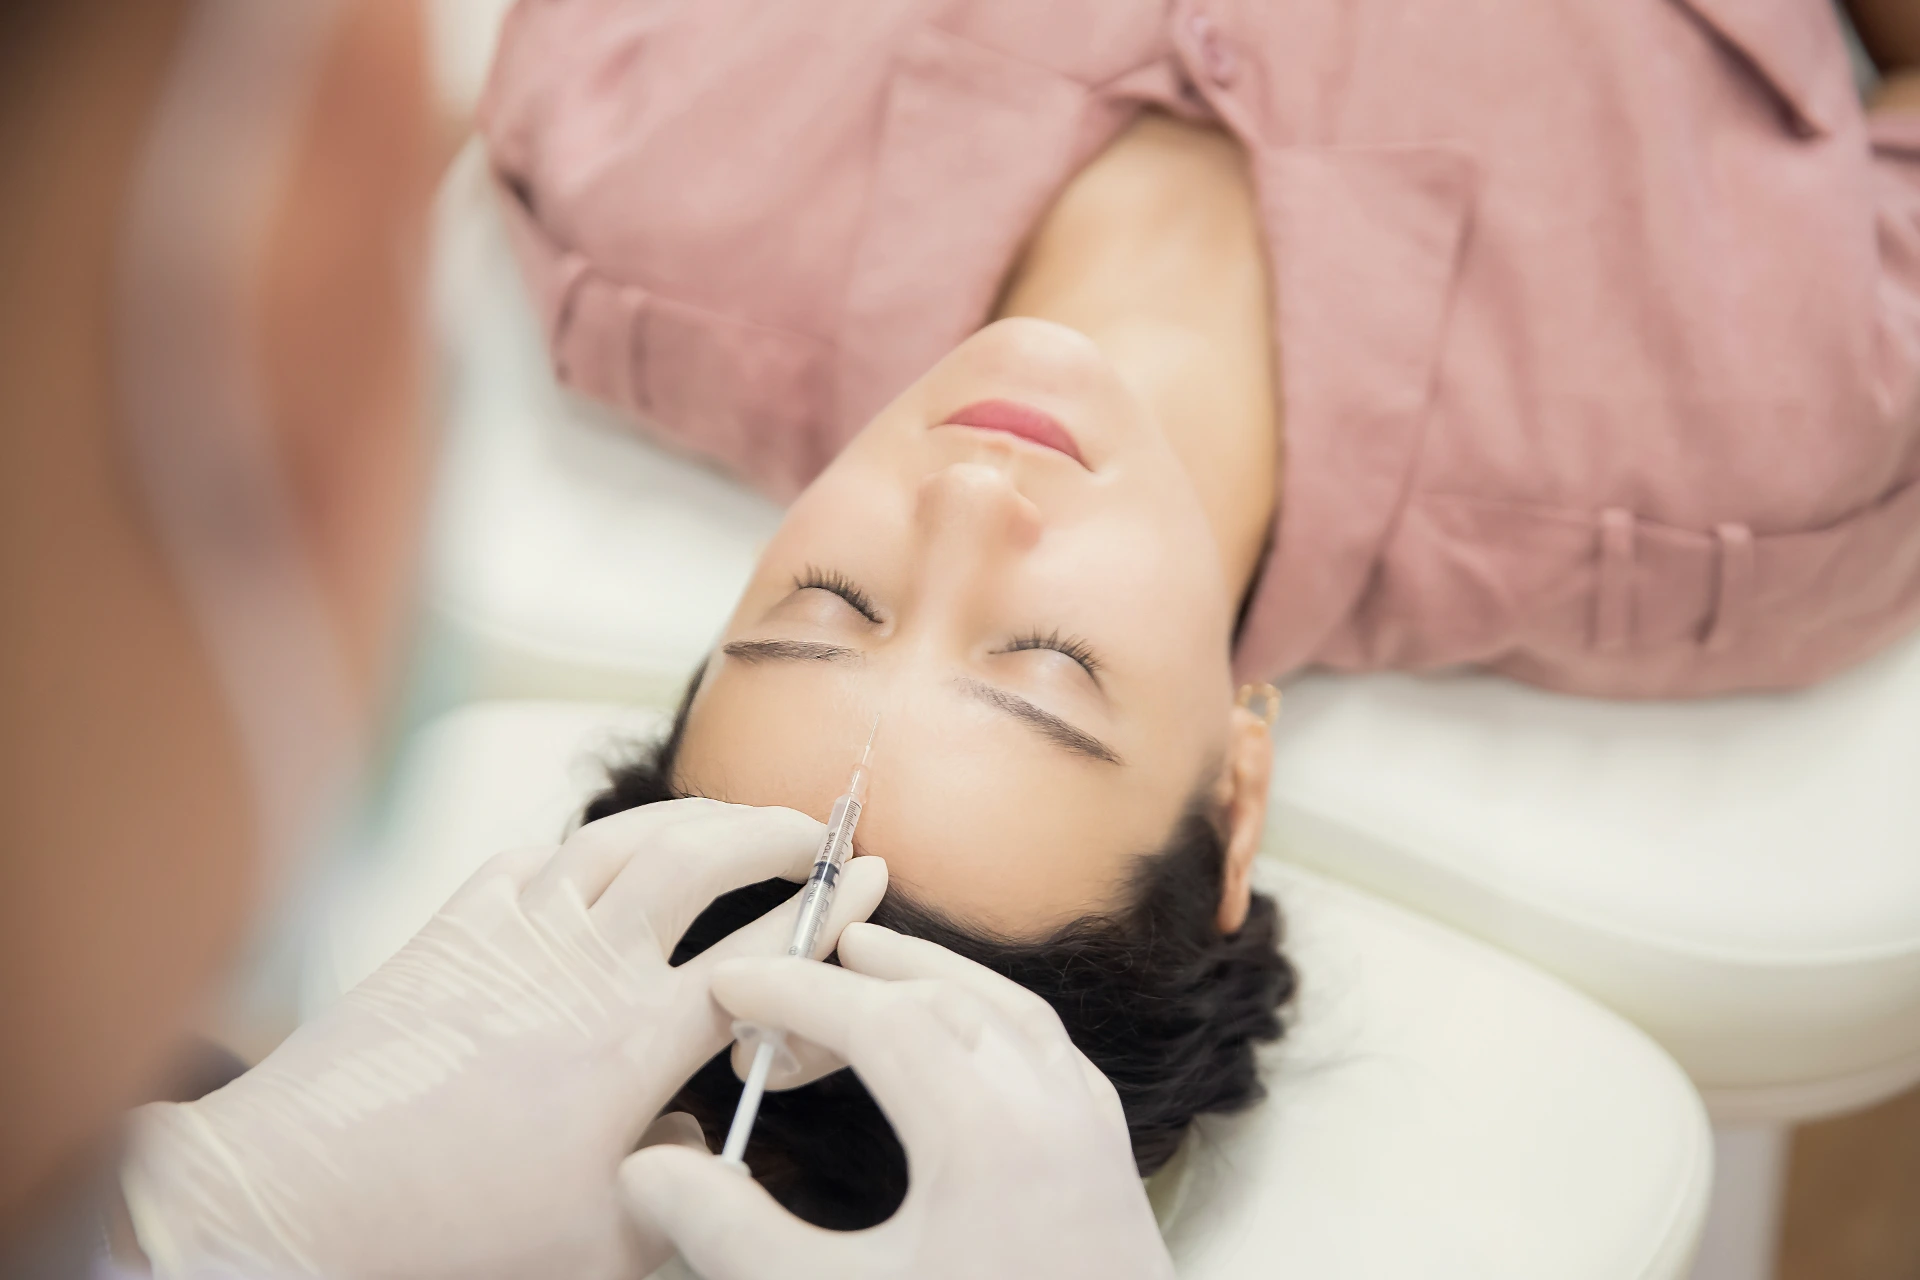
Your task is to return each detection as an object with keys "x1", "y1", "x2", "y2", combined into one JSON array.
[{"x1": 938, "y1": 400, "x2": 1086, "y2": 468}]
